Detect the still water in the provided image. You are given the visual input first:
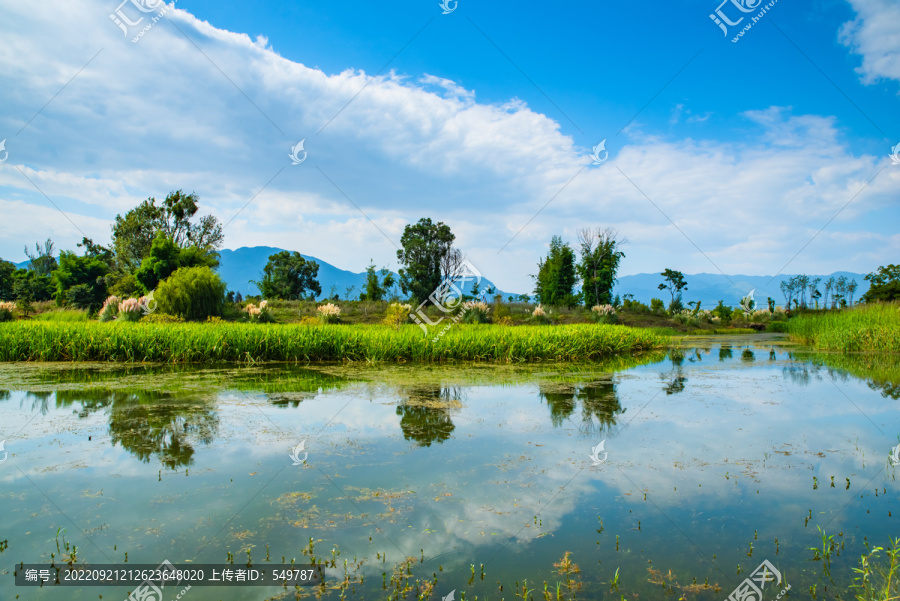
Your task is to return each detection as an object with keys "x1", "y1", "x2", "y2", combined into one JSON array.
[{"x1": 1, "y1": 336, "x2": 898, "y2": 600}]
